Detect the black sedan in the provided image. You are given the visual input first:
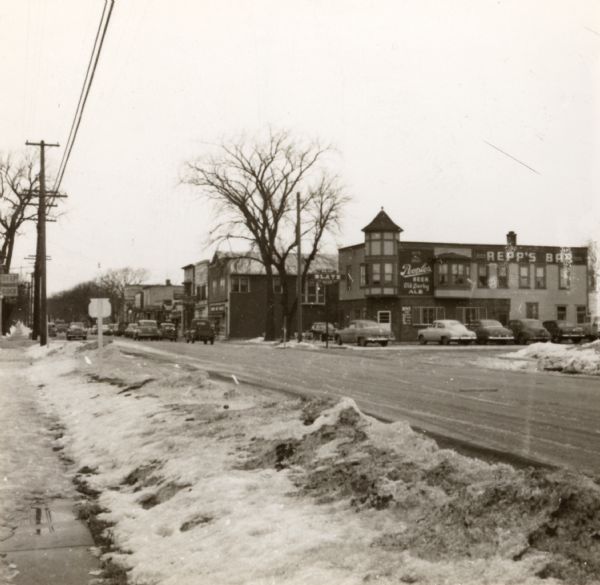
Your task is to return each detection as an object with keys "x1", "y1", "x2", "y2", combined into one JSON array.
[
  {"x1": 469, "y1": 319, "x2": 514, "y2": 344},
  {"x1": 542, "y1": 320, "x2": 585, "y2": 344}
]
